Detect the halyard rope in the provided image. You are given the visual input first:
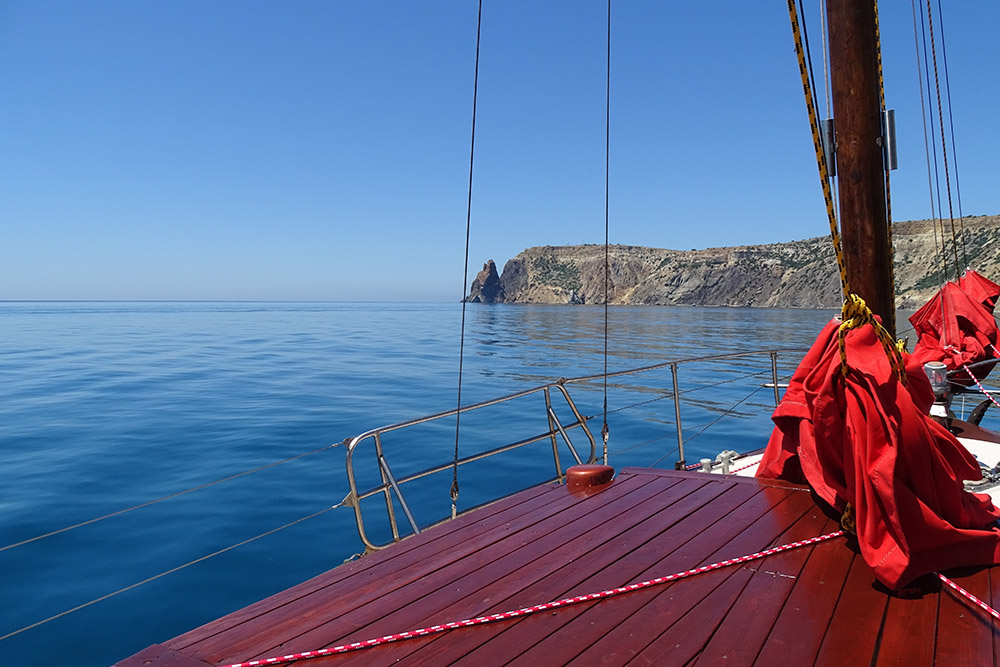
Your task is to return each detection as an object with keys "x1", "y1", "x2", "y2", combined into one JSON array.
[
  {"x1": 787, "y1": 1, "x2": 904, "y2": 381},
  {"x1": 786, "y1": 0, "x2": 849, "y2": 301},
  {"x1": 216, "y1": 530, "x2": 845, "y2": 667}
]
